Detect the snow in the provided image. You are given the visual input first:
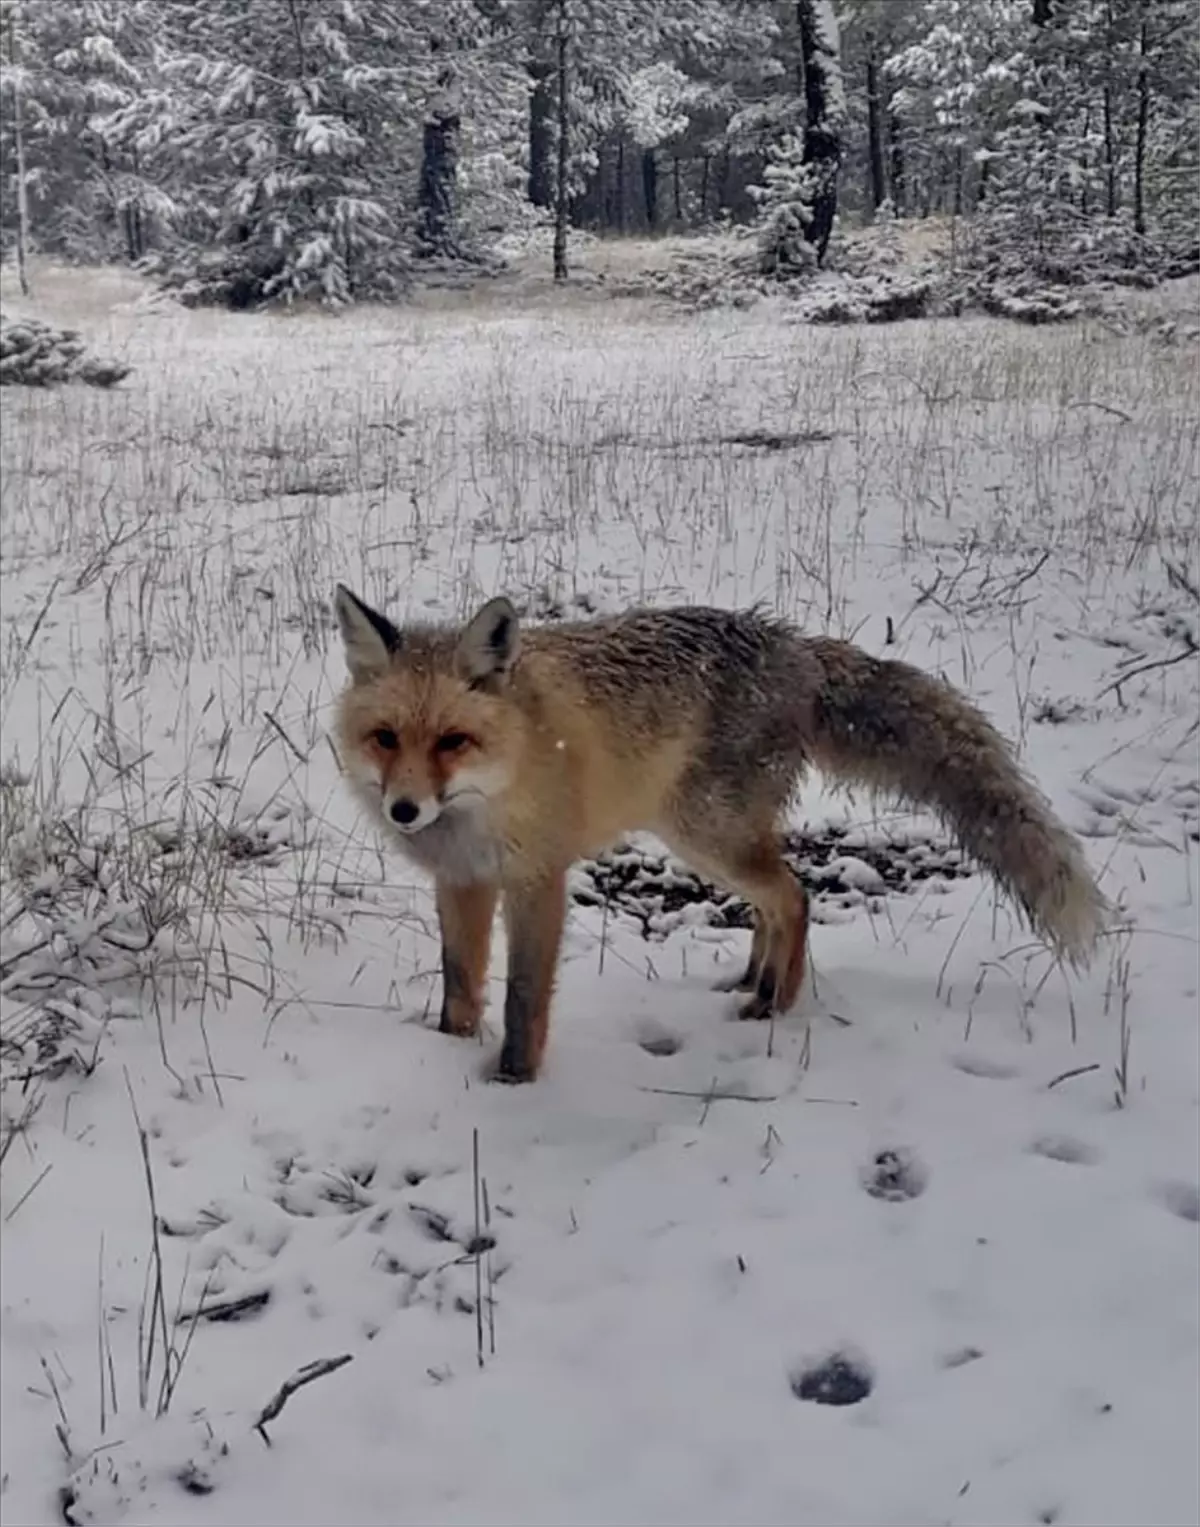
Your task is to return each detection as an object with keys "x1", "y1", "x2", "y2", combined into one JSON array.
[{"x1": 1, "y1": 261, "x2": 1198, "y2": 1527}]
